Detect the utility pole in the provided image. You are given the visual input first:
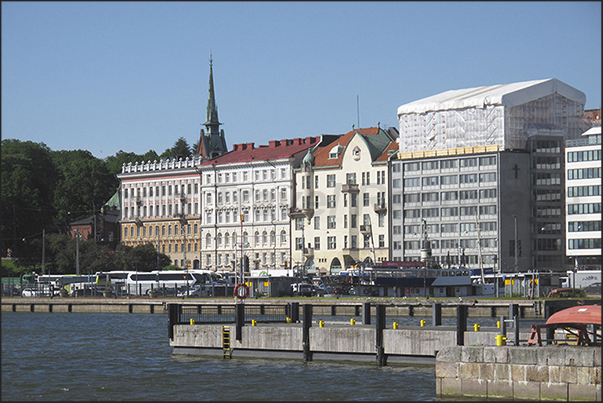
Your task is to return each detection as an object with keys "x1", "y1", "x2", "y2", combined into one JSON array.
[
  {"x1": 513, "y1": 215, "x2": 519, "y2": 272},
  {"x1": 76, "y1": 230, "x2": 80, "y2": 275}
]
